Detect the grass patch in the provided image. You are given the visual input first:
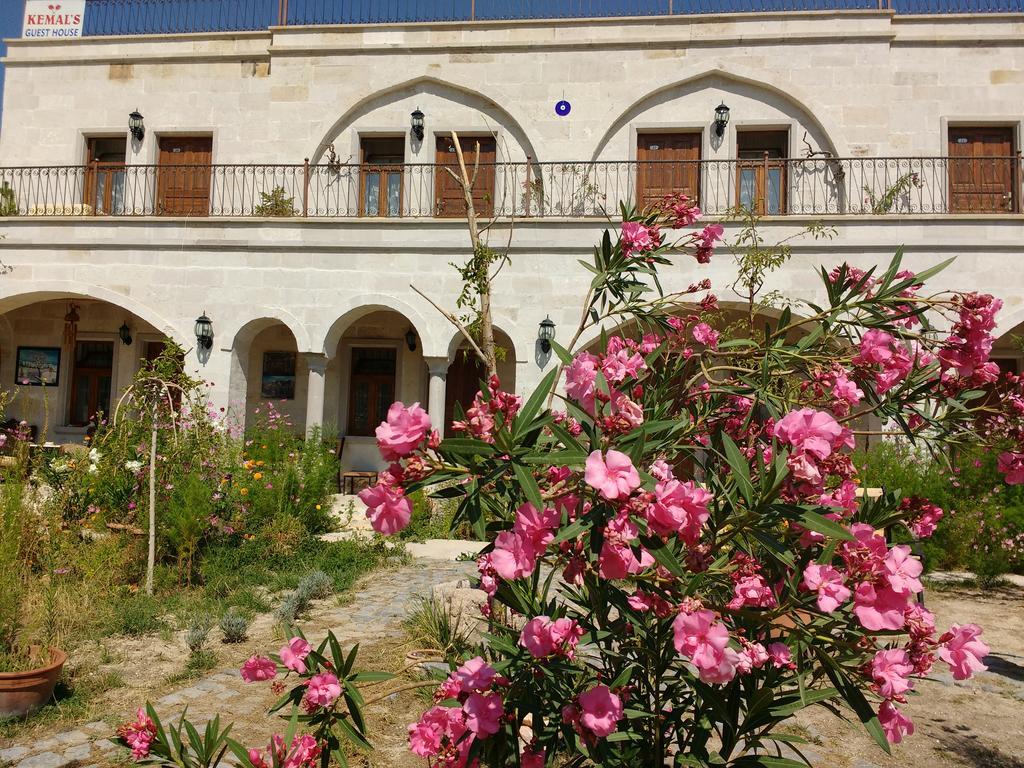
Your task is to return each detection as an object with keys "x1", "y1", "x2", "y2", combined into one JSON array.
[
  {"x1": 165, "y1": 650, "x2": 219, "y2": 686},
  {"x1": 403, "y1": 595, "x2": 476, "y2": 663}
]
